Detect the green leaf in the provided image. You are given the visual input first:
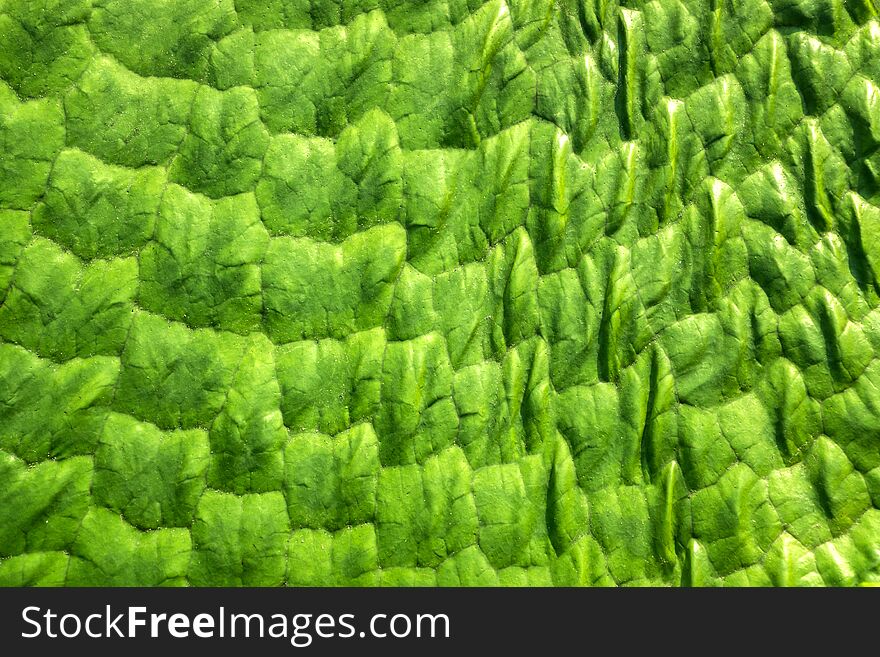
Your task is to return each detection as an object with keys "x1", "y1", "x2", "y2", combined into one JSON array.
[{"x1": 2, "y1": 0, "x2": 880, "y2": 587}]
